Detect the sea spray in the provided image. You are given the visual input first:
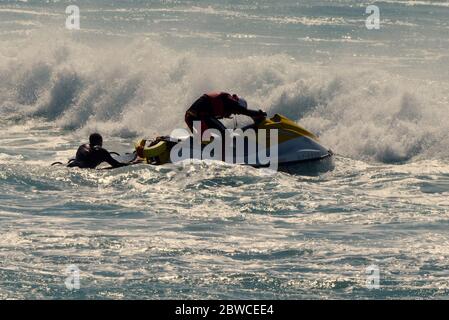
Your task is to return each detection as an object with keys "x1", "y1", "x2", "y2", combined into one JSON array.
[{"x1": 1, "y1": 31, "x2": 448, "y2": 163}]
